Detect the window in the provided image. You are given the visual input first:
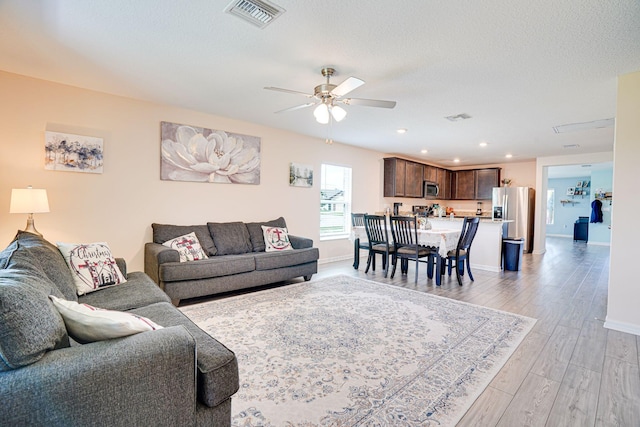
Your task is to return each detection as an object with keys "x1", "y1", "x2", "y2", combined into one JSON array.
[
  {"x1": 320, "y1": 164, "x2": 352, "y2": 239},
  {"x1": 546, "y1": 189, "x2": 555, "y2": 225}
]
